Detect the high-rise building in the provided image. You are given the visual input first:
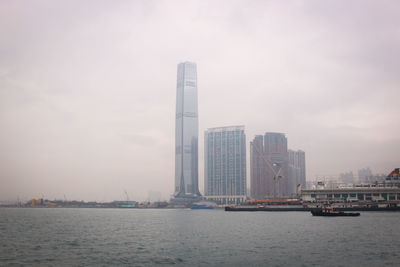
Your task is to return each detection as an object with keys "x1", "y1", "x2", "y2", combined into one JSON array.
[
  {"x1": 250, "y1": 135, "x2": 271, "y2": 199},
  {"x1": 174, "y1": 62, "x2": 201, "y2": 198},
  {"x1": 297, "y1": 150, "x2": 306, "y2": 187},
  {"x1": 358, "y1": 167, "x2": 372, "y2": 183},
  {"x1": 250, "y1": 132, "x2": 292, "y2": 199},
  {"x1": 288, "y1": 149, "x2": 306, "y2": 194},
  {"x1": 264, "y1": 132, "x2": 289, "y2": 197},
  {"x1": 204, "y1": 126, "x2": 246, "y2": 204}
]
